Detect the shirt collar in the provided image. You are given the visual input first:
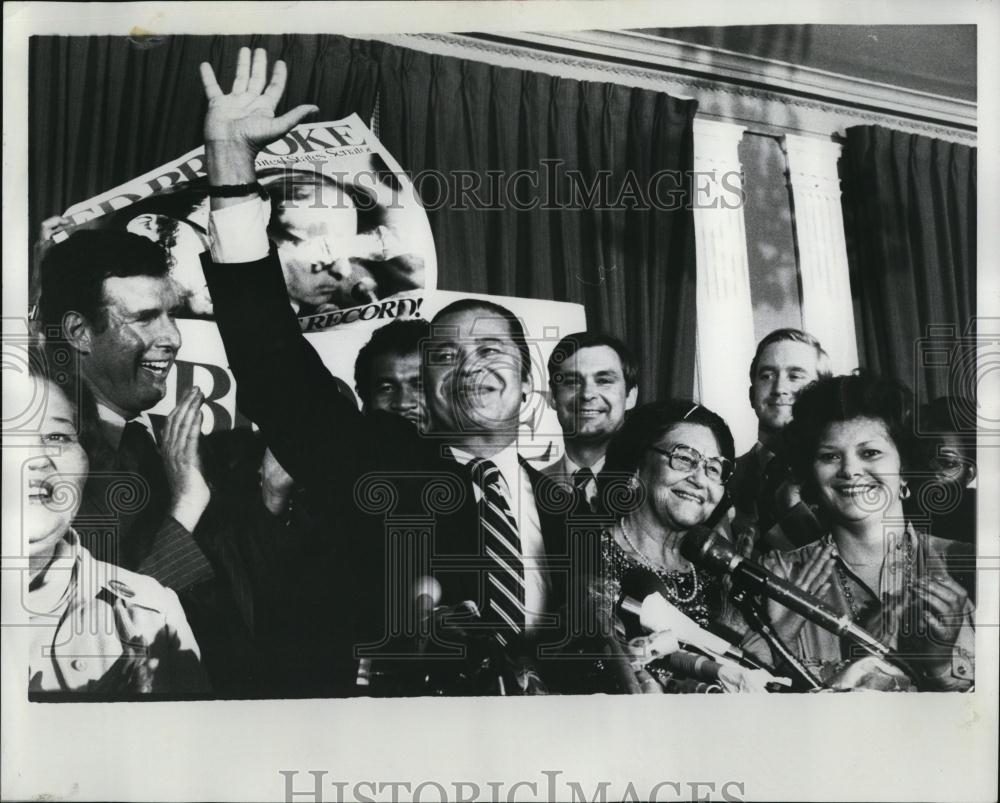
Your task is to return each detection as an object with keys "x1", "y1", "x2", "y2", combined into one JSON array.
[
  {"x1": 562, "y1": 453, "x2": 605, "y2": 477},
  {"x1": 28, "y1": 530, "x2": 82, "y2": 616},
  {"x1": 96, "y1": 402, "x2": 156, "y2": 450},
  {"x1": 449, "y1": 443, "x2": 522, "y2": 490},
  {"x1": 752, "y1": 441, "x2": 773, "y2": 468}
]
